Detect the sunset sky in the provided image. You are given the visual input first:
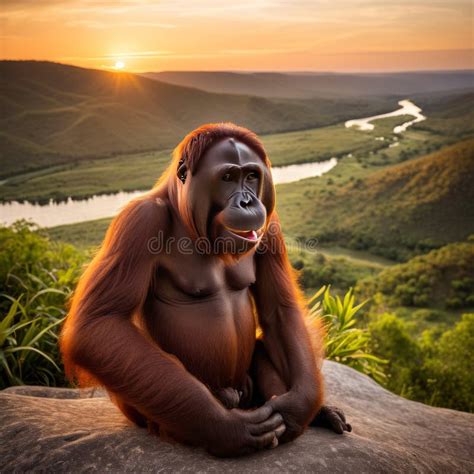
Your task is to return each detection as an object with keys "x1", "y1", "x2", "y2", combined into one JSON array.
[{"x1": 2, "y1": 0, "x2": 473, "y2": 72}]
